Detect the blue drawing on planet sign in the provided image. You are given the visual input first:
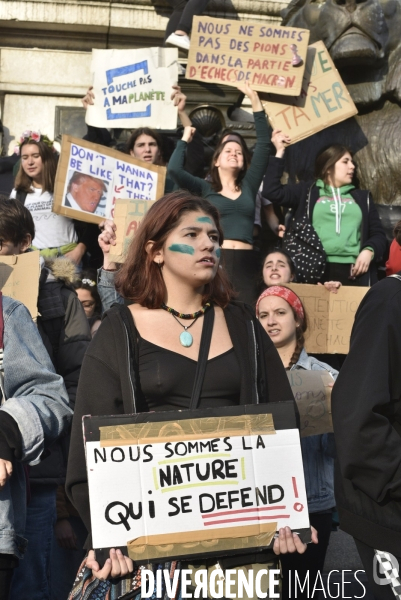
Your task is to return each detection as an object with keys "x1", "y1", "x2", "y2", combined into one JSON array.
[{"x1": 103, "y1": 60, "x2": 153, "y2": 120}]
